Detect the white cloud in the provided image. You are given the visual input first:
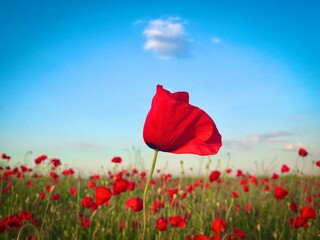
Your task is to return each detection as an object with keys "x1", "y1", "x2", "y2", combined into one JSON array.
[
  {"x1": 281, "y1": 142, "x2": 306, "y2": 152},
  {"x1": 143, "y1": 17, "x2": 191, "y2": 59},
  {"x1": 224, "y1": 131, "x2": 293, "y2": 150},
  {"x1": 211, "y1": 37, "x2": 222, "y2": 43}
]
